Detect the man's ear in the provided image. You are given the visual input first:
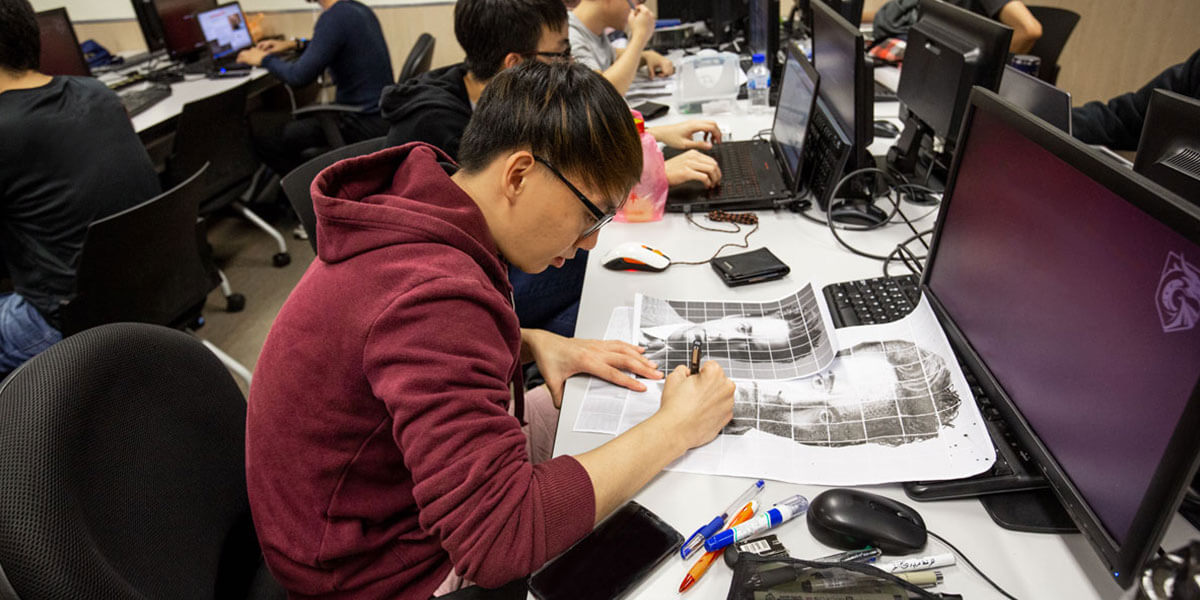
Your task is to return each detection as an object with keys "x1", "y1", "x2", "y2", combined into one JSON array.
[
  {"x1": 502, "y1": 52, "x2": 524, "y2": 71},
  {"x1": 501, "y1": 151, "x2": 537, "y2": 208}
]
